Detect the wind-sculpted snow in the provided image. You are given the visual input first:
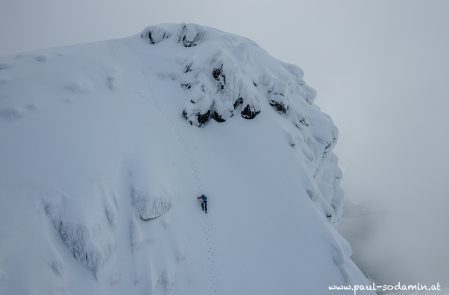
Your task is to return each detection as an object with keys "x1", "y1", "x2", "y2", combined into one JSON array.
[
  {"x1": 44, "y1": 198, "x2": 115, "y2": 279},
  {"x1": 0, "y1": 23, "x2": 373, "y2": 295},
  {"x1": 130, "y1": 185, "x2": 173, "y2": 222}
]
